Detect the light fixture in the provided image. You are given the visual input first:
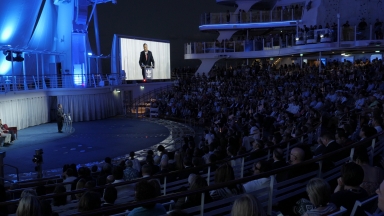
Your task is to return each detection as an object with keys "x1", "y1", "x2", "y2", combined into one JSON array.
[
  {"x1": 14, "y1": 52, "x2": 24, "y2": 62},
  {"x1": 300, "y1": 54, "x2": 303, "y2": 56},
  {"x1": 87, "y1": 52, "x2": 92, "y2": 56},
  {"x1": 140, "y1": 86, "x2": 144, "y2": 90},
  {"x1": 375, "y1": 50, "x2": 380, "y2": 53},
  {"x1": 362, "y1": 51, "x2": 365, "y2": 53}
]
